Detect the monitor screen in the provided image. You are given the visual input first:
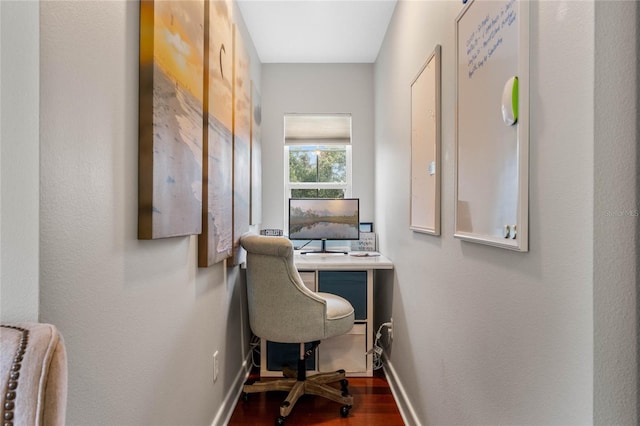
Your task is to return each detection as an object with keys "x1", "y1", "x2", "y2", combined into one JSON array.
[{"x1": 288, "y1": 198, "x2": 360, "y2": 241}]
